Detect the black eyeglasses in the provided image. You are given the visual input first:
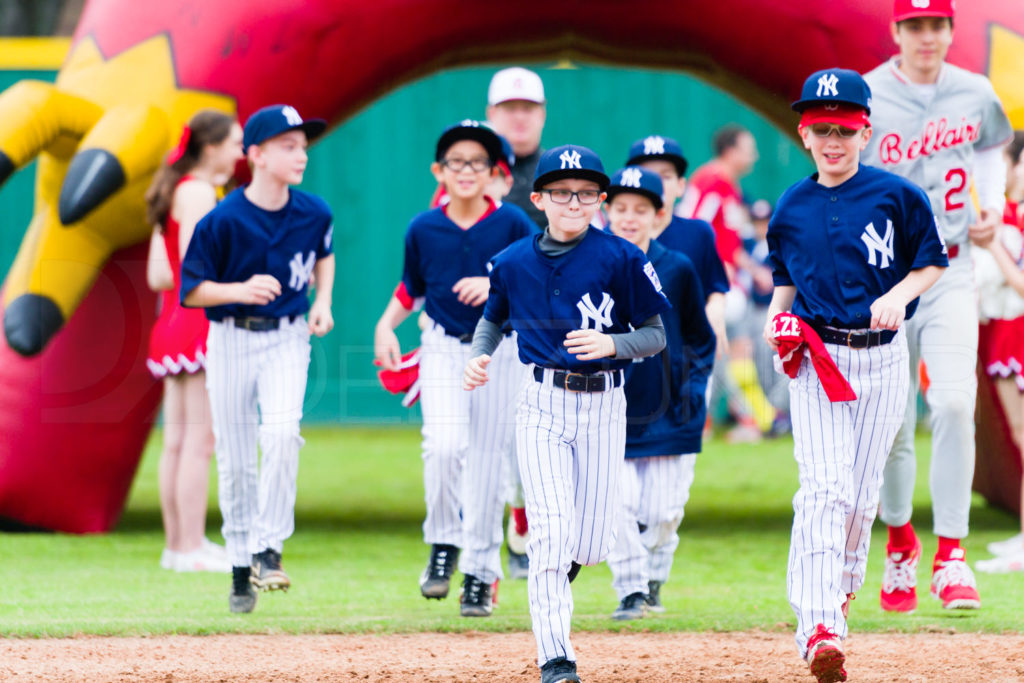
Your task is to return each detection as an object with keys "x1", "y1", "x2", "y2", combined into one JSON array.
[
  {"x1": 541, "y1": 189, "x2": 602, "y2": 205},
  {"x1": 441, "y1": 157, "x2": 492, "y2": 172},
  {"x1": 809, "y1": 123, "x2": 860, "y2": 139}
]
